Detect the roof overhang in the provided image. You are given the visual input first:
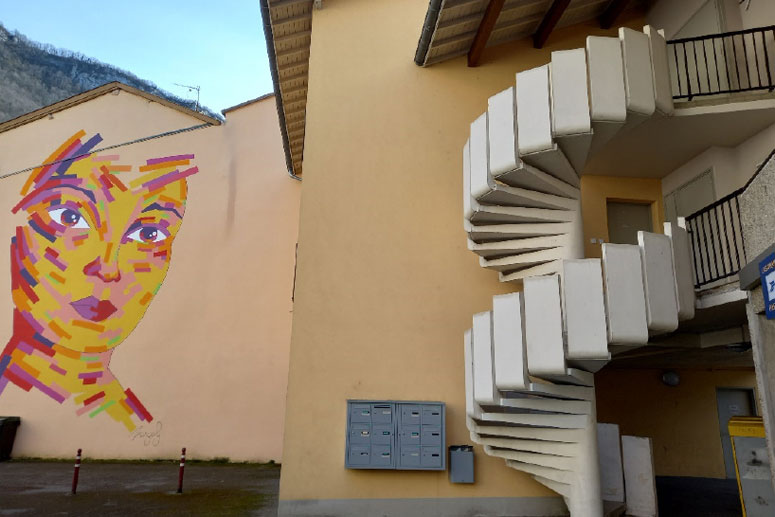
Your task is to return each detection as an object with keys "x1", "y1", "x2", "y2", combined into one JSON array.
[
  {"x1": 415, "y1": 0, "x2": 648, "y2": 67},
  {"x1": 221, "y1": 92, "x2": 275, "y2": 116},
  {"x1": 260, "y1": 0, "x2": 313, "y2": 179},
  {"x1": 0, "y1": 82, "x2": 221, "y2": 136}
]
